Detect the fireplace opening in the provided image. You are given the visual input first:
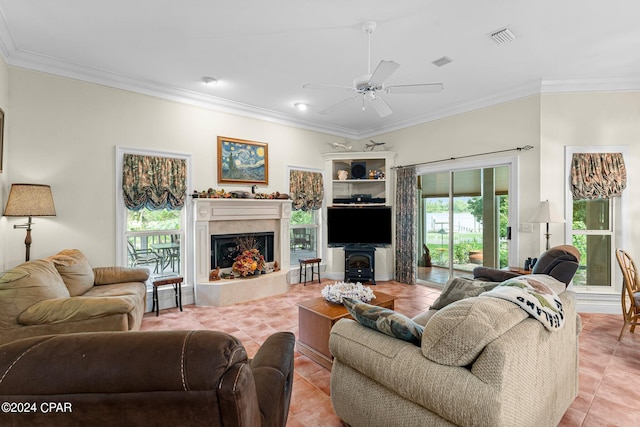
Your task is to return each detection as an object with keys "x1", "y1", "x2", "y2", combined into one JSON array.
[{"x1": 211, "y1": 232, "x2": 275, "y2": 269}]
